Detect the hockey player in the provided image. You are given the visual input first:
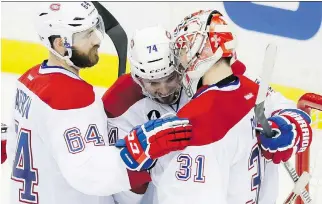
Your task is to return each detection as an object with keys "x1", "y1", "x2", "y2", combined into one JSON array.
[
  {"x1": 102, "y1": 25, "x2": 277, "y2": 203},
  {"x1": 6, "y1": 2, "x2": 192, "y2": 204},
  {"x1": 153, "y1": 10, "x2": 313, "y2": 204},
  {"x1": 108, "y1": 11, "x2": 313, "y2": 204},
  {"x1": 102, "y1": 25, "x2": 196, "y2": 203}
]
